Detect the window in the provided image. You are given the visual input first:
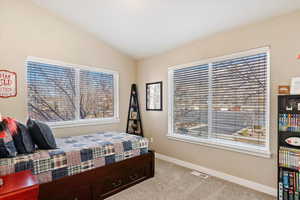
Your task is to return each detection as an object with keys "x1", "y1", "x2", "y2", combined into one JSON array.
[
  {"x1": 168, "y1": 47, "x2": 270, "y2": 157},
  {"x1": 27, "y1": 57, "x2": 119, "y2": 127}
]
